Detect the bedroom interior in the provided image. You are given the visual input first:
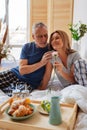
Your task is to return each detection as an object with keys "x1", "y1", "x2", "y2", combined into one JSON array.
[{"x1": 0, "y1": 0, "x2": 87, "y2": 130}]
